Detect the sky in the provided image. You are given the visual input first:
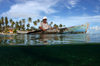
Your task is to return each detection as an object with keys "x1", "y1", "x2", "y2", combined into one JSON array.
[{"x1": 0, "y1": 0, "x2": 100, "y2": 33}]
